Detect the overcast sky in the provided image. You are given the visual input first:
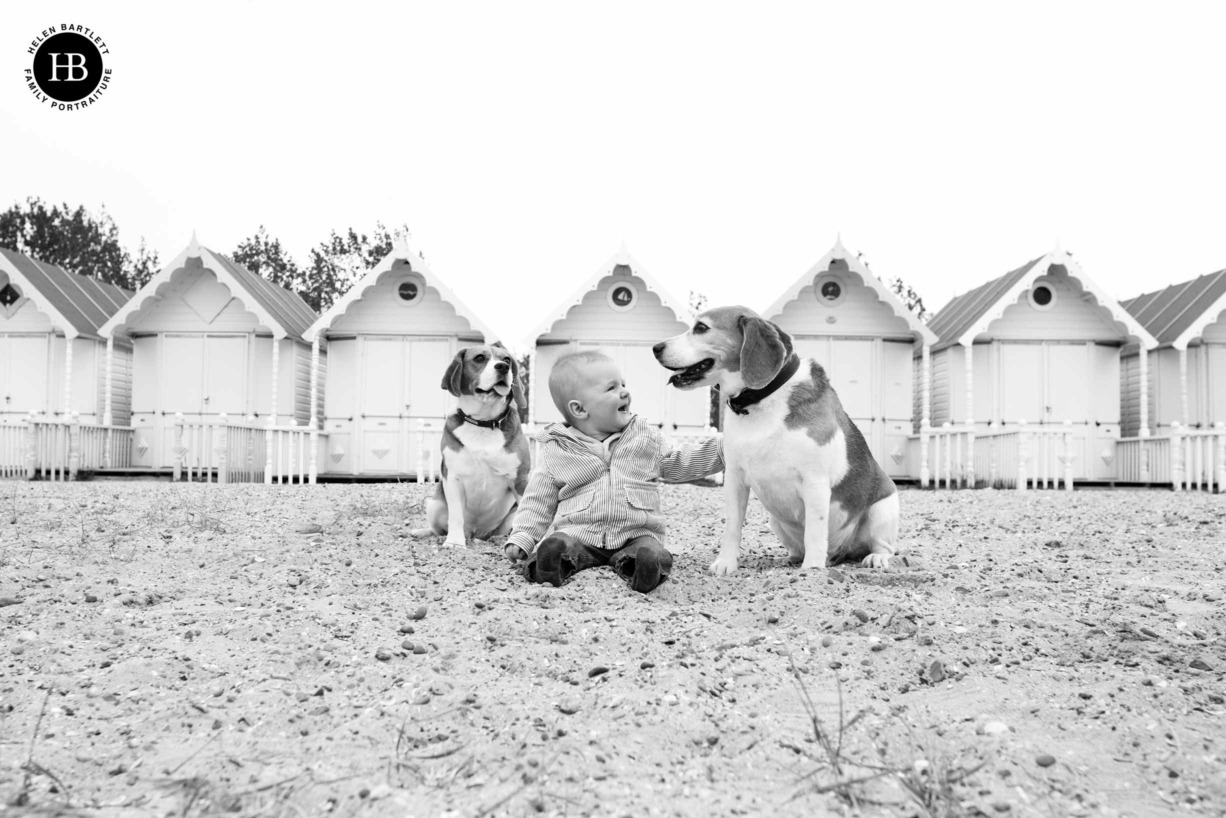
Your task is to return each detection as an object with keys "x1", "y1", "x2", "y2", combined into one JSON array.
[{"x1": 6, "y1": 2, "x2": 1225, "y2": 350}]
